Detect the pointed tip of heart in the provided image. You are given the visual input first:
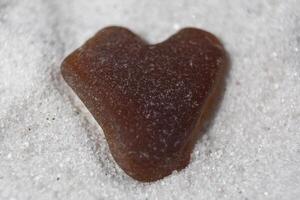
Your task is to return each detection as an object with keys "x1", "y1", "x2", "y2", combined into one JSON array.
[{"x1": 61, "y1": 26, "x2": 229, "y2": 182}]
